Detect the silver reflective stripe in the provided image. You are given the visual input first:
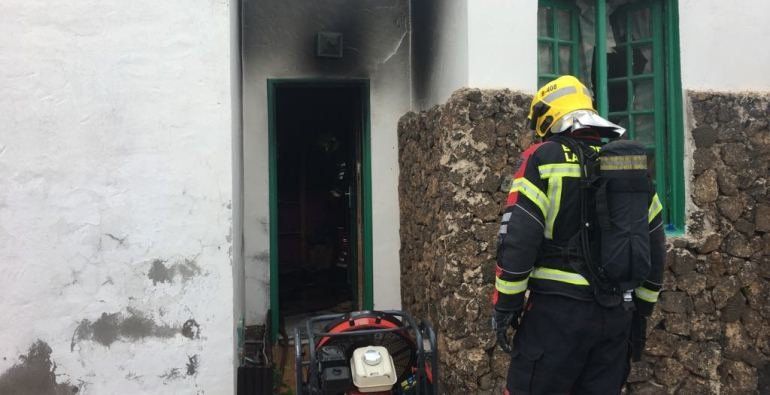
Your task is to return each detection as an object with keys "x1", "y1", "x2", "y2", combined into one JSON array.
[
  {"x1": 542, "y1": 86, "x2": 578, "y2": 104},
  {"x1": 600, "y1": 155, "x2": 647, "y2": 170},
  {"x1": 502, "y1": 212, "x2": 512, "y2": 222},
  {"x1": 499, "y1": 225, "x2": 508, "y2": 234}
]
